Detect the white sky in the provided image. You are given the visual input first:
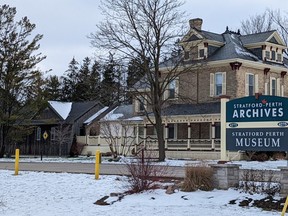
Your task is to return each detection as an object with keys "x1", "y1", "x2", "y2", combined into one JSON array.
[{"x1": 1, "y1": 0, "x2": 288, "y2": 77}]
